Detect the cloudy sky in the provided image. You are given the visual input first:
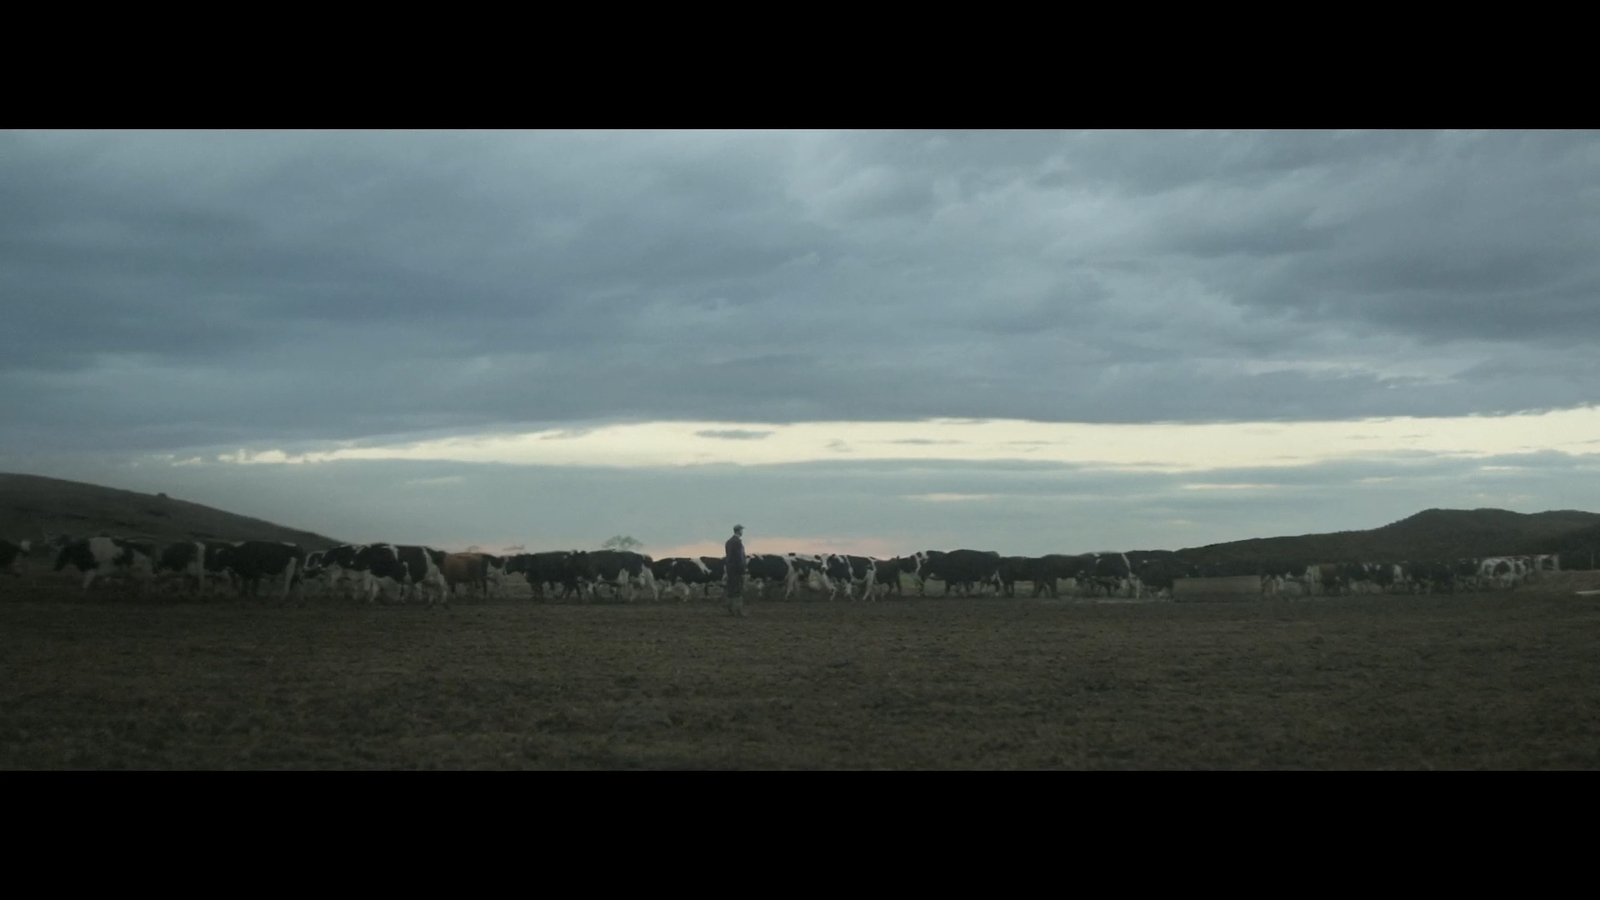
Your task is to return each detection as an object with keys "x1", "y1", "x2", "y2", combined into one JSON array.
[{"x1": 4, "y1": 130, "x2": 1599, "y2": 557}]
